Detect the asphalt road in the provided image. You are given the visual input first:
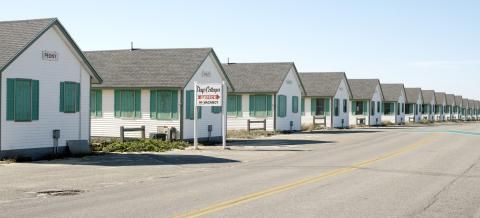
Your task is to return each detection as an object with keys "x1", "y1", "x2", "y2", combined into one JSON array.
[{"x1": 2, "y1": 123, "x2": 480, "y2": 217}]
